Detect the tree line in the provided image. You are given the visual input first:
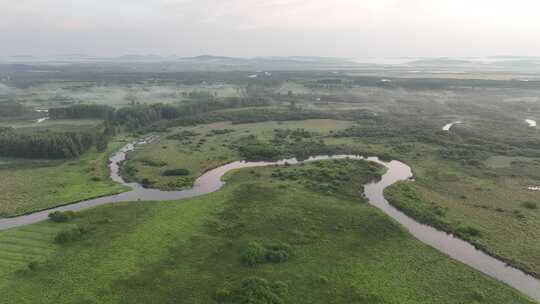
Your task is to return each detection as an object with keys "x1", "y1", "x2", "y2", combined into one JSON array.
[
  {"x1": 5, "y1": 97, "x2": 272, "y2": 159},
  {"x1": 49, "y1": 104, "x2": 115, "y2": 120},
  {"x1": 50, "y1": 97, "x2": 271, "y2": 131},
  {"x1": 0, "y1": 127, "x2": 110, "y2": 159},
  {"x1": 0, "y1": 100, "x2": 32, "y2": 117},
  {"x1": 15, "y1": 96, "x2": 274, "y2": 159}
]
